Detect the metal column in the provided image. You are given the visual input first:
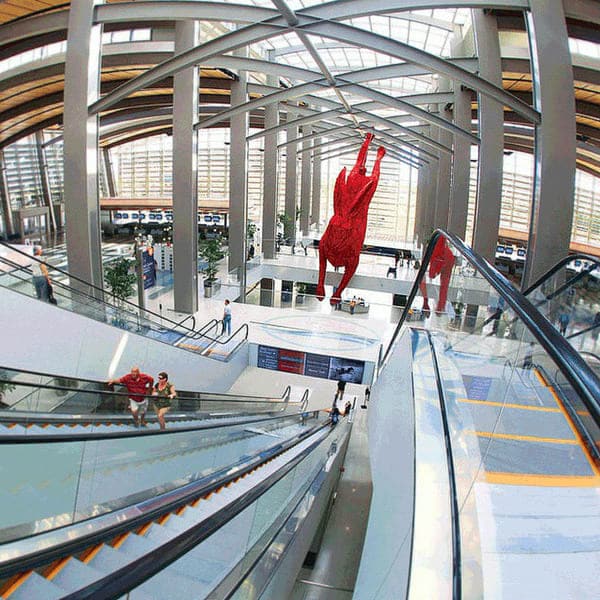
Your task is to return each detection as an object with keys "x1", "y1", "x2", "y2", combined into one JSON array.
[
  {"x1": 434, "y1": 101, "x2": 452, "y2": 230},
  {"x1": 228, "y1": 50, "x2": 249, "y2": 301},
  {"x1": 63, "y1": 0, "x2": 103, "y2": 288},
  {"x1": 172, "y1": 20, "x2": 199, "y2": 314},
  {"x1": 0, "y1": 150, "x2": 14, "y2": 237},
  {"x1": 523, "y1": 0, "x2": 577, "y2": 286},
  {"x1": 472, "y1": 9, "x2": 503, "y2": 264},
  {"x1": 448, "y1": 83, "x2": 471, "y2": 241},
  {"x1": 449, "y1": 29, "x2": 472, "y2": 242},
  {"x1": 285, "y1": 106, "x2": 298, "y2": 245},
  {"x1": 300, "y1": 124, "x2": 312, "y2": 235},
  {"x1": 311, "y1": 137, "x2": 322, "y2": 229},
  {"x1": 35, "y1": 131, "x2": 57, "y2": 233},
  {"x1": 261, "y1": 75, "x2": 279, "y2": 260},
  {"x1": 102, "y1": 147, "x2": 117, "y2": 198}
]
